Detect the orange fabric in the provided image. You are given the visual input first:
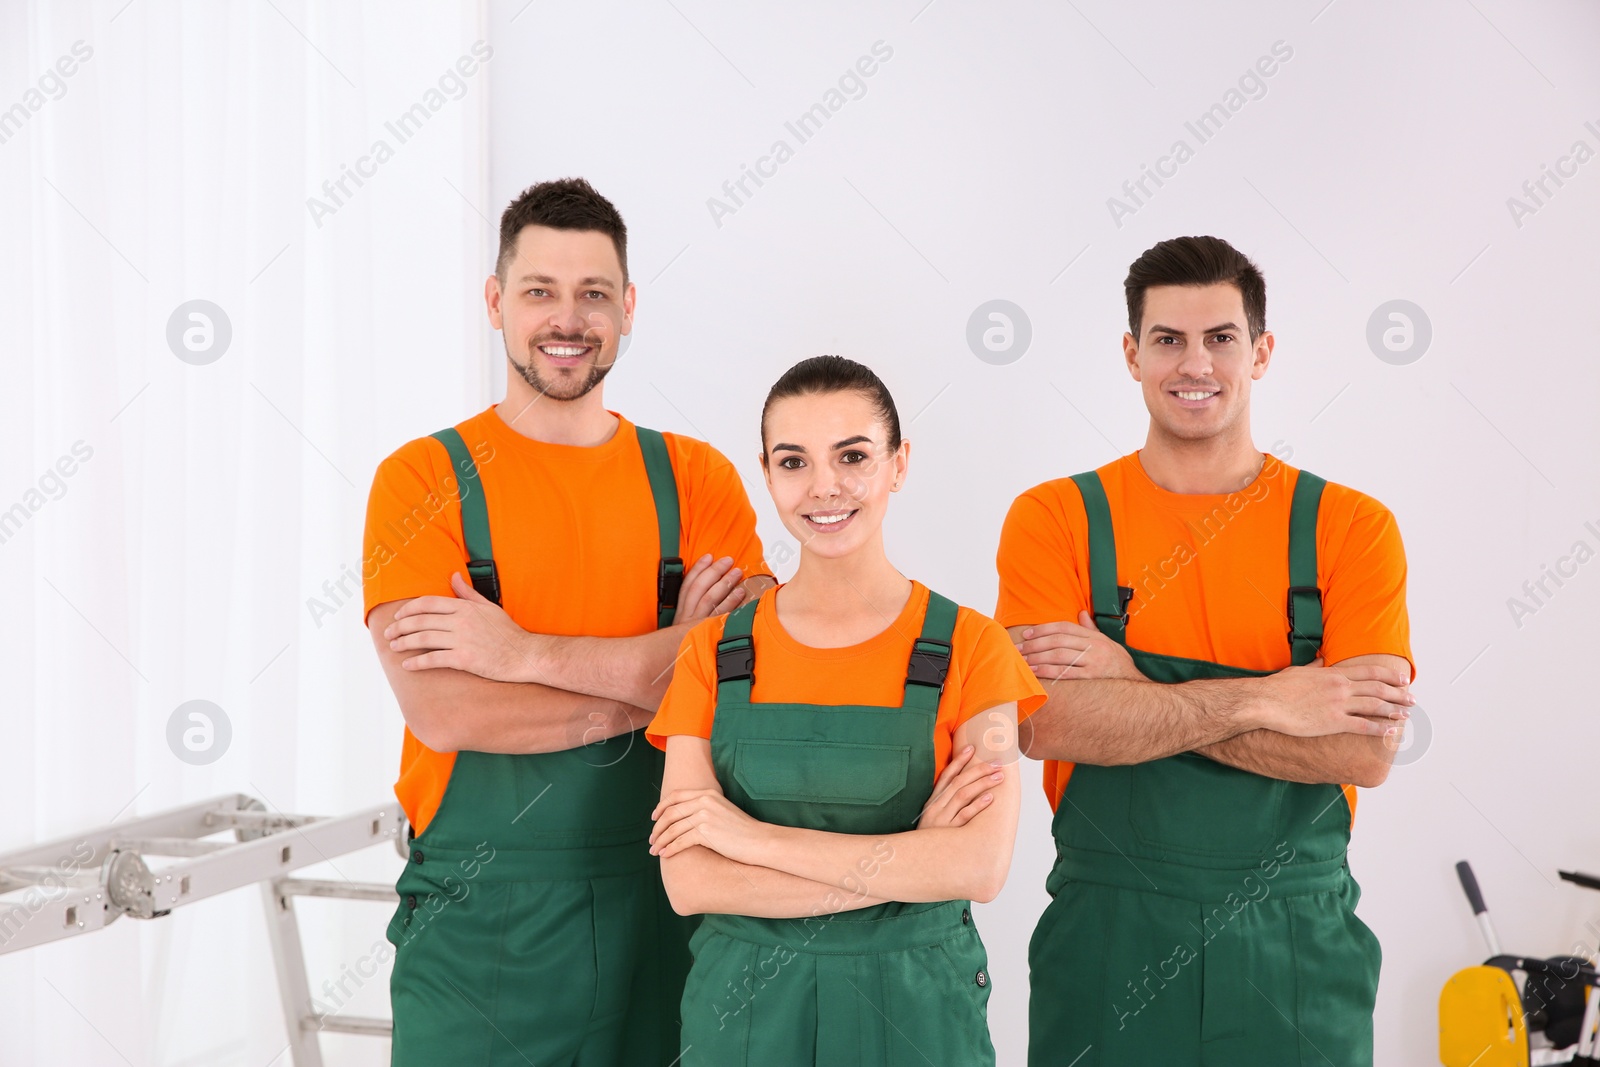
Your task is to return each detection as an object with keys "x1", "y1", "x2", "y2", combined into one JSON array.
[
  {"x1": 646, "y1": 581, "x2": 1047, "y2": 782},
  {"x1": 362, "y1": 406, "x2": 769, "y2": 834},
  {"x1": 994, "y1": 452, "x2": 1412, "y2": 816}
]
